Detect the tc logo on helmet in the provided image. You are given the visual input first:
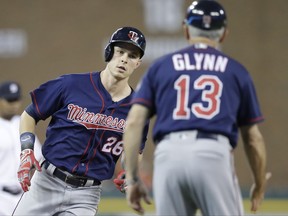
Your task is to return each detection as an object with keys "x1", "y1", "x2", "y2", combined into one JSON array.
[
  {"x1": 128, "y1": 31, "x2": 139, "y2": 43},
  {"x1": 203, "y1": 15, "x2": 212, "y2": 28}
]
